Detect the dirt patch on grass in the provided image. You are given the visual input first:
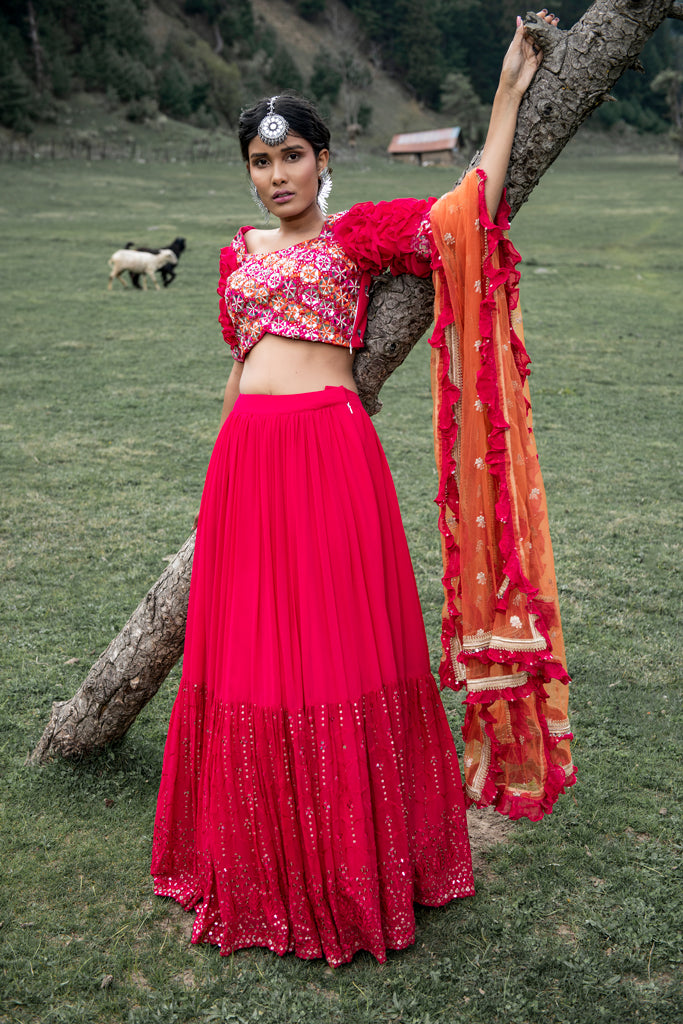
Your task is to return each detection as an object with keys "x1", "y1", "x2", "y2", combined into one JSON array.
[
  {"x1": 306, "y1": 981, "x2": 340, "y2": 1004},
  {"x1": 466, "y1": 807, "x2": 515, "y2": 873},
  {"x1": 173, "y1": 968, "x2": 197, "y2": 989},
  {"x1": 156, "y1": 900, "x2": 195, "y2": 941},
  {"x1": 131, "y1": 969, "x2": 153, "y2": 992},
  {"x1": 556, "y1": 923, "x2": 579, "y2": 946}
]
